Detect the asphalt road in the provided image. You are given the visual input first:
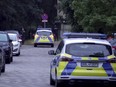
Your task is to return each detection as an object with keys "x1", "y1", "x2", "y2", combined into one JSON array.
[{"x1": 0, "y1": 43, "x2": 114, "y2": 87}]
